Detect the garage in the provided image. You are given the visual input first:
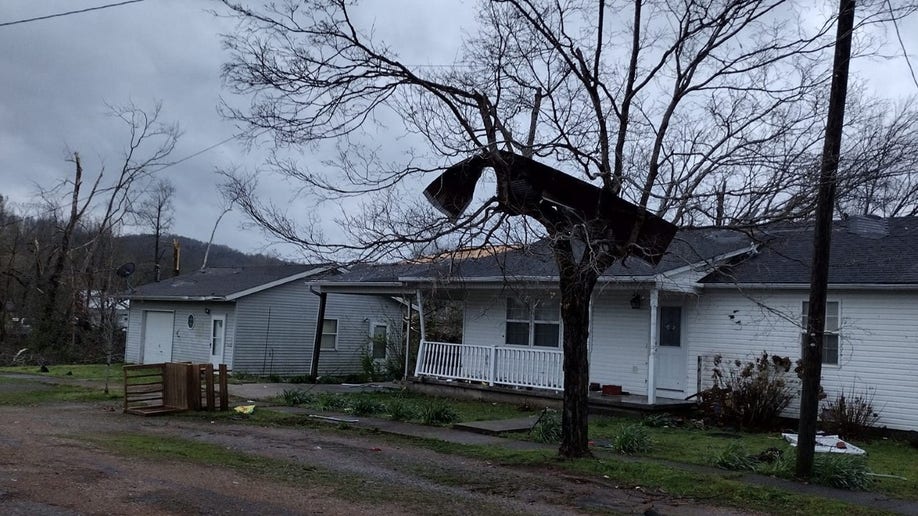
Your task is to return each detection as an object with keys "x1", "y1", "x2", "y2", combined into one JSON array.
[{"x1": 142, "y1": 311, "x2": 174, "y2": 363}]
